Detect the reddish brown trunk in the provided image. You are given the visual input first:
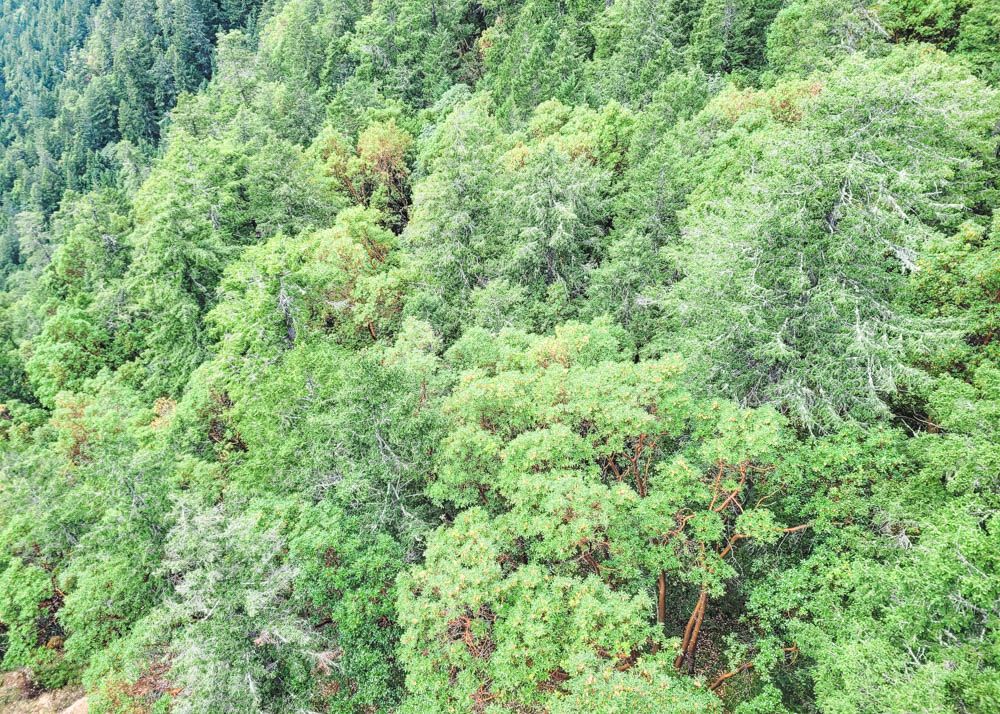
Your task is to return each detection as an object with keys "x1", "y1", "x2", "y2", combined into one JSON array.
[
  {"x1": 710, "y1": 661, "x2": 754, "y2": 690},
  {"x1": 686, "y1": 592, "x2": 707, "y2": 674},
  {"x1": 675, "y1": 587, "x2": 707, "y2": 669}
]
